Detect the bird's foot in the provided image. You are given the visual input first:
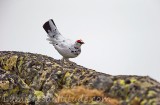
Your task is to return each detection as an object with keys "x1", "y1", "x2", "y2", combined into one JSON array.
[
  {"x1": 60, "y1": 58, "x2": 76, "y2": 67},
  {"x1": 66, "y1": 59, "x2": 76, "y2": 66},
  {"x1": 60, "y1": 58, "x2": 65, "y2": 67}
]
